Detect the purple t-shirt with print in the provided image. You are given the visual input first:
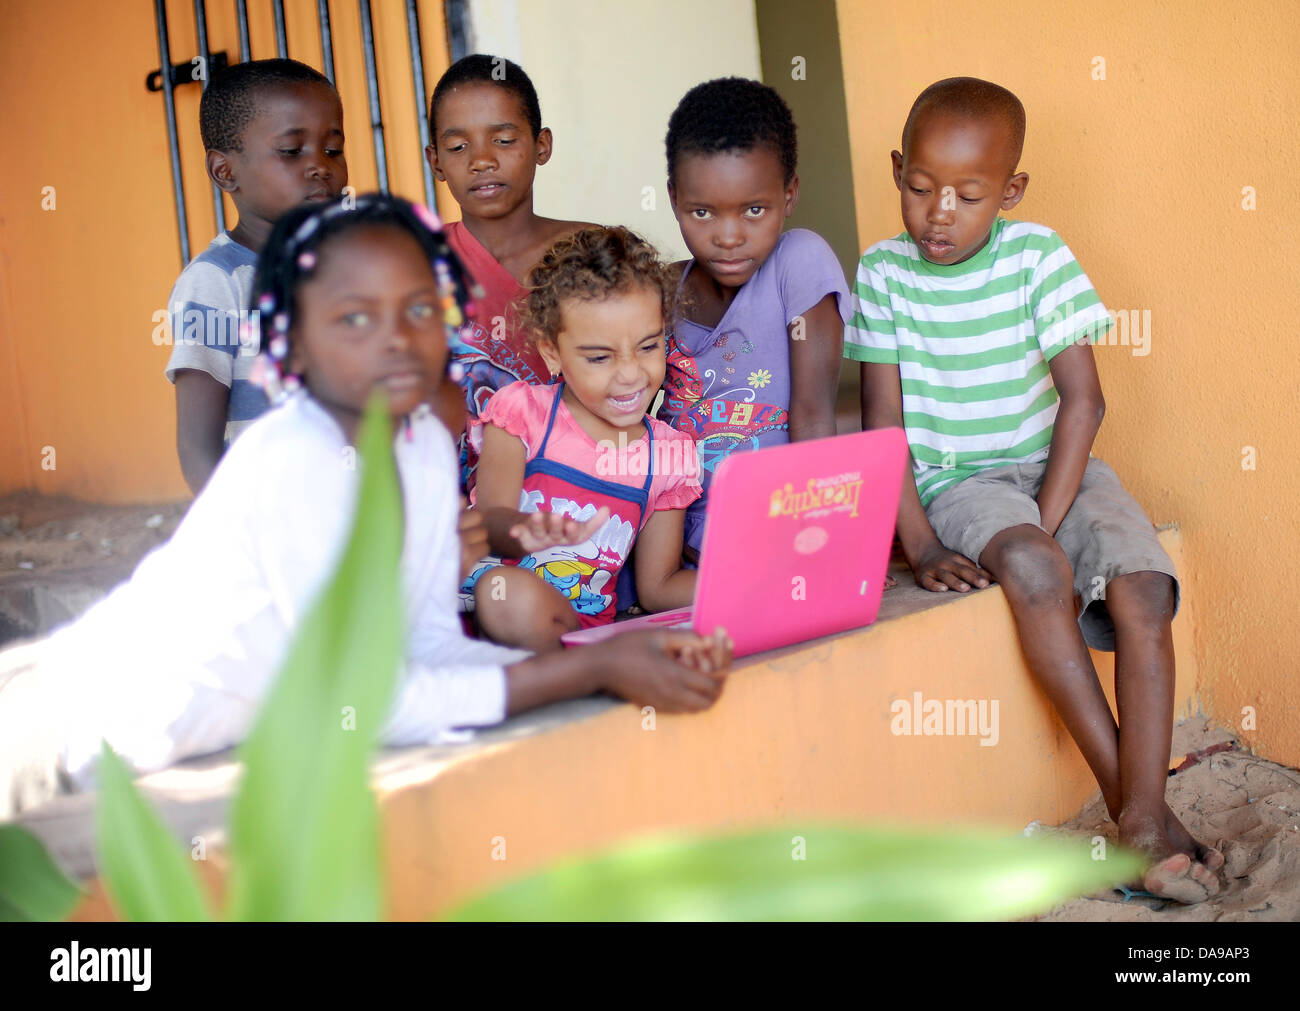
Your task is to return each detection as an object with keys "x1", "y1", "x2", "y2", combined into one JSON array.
[{"x1": 657, "y1": 228, "x2": 851, "y2": 552}]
